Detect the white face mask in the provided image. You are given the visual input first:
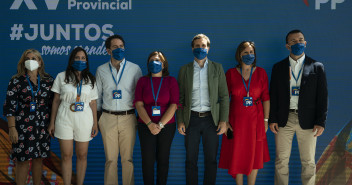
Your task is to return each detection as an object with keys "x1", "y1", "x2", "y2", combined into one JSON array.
[{"x1": 25, "y1": 60, "x2": 39, "y2": 71}]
